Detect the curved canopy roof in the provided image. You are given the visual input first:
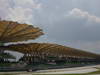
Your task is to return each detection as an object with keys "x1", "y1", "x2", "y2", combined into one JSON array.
[
  {"x1": 0, "y1": 20, "x2": 43, "y2": 43},
  {"x1": 1, "y1": 43, "x2": 100, "y2": 59}
]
